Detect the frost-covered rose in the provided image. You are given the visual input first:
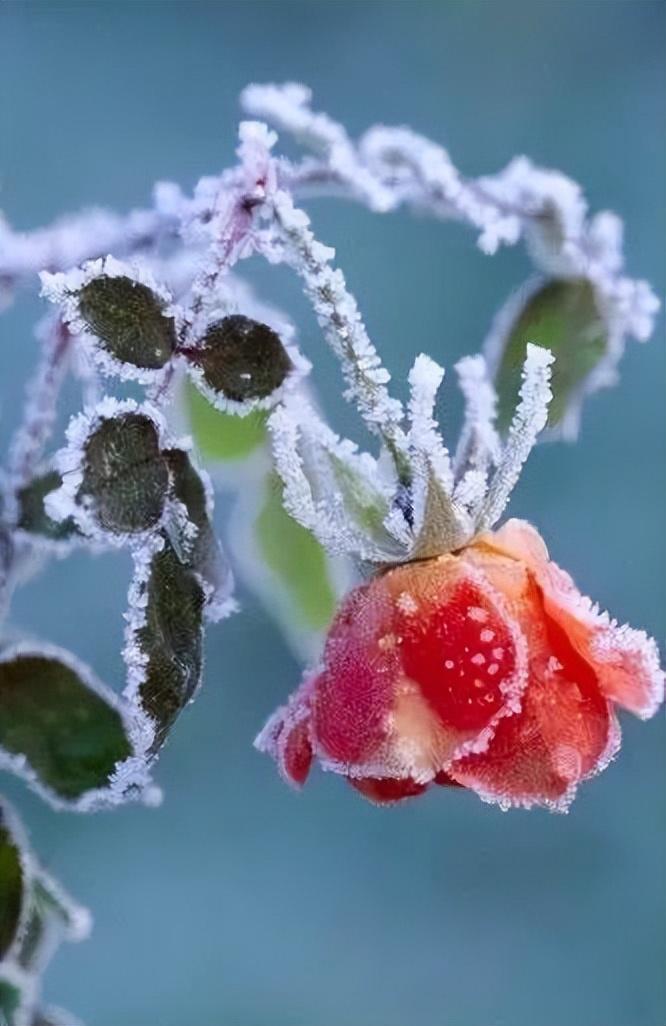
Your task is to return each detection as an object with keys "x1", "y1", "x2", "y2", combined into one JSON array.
[{"x1": 257, "y1": 520, "x2": 663, "y2": 811}]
